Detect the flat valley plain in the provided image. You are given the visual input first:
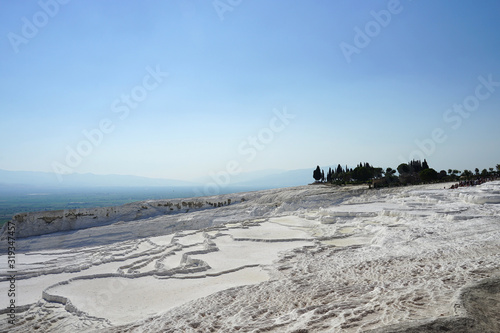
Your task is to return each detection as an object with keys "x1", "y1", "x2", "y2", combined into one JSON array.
[{"x1": 0, "y1": 185, "x2": 267, "y2": 227}]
